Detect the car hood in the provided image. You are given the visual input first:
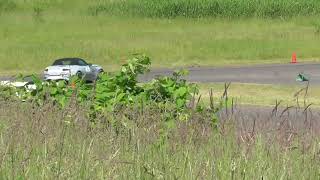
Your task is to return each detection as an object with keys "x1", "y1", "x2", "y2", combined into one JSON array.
[{"x1": 91, "y1": 64, "x2": 103, "y2": 71}]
